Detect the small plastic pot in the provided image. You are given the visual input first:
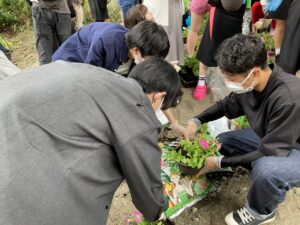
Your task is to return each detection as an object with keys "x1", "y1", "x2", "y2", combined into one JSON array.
[
  {"x1": 178, "y1": 66, "x2": 198, "y2": 88},
  {"x1": 177, "y1": 163, "x2": 200, "y2": 175}
]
